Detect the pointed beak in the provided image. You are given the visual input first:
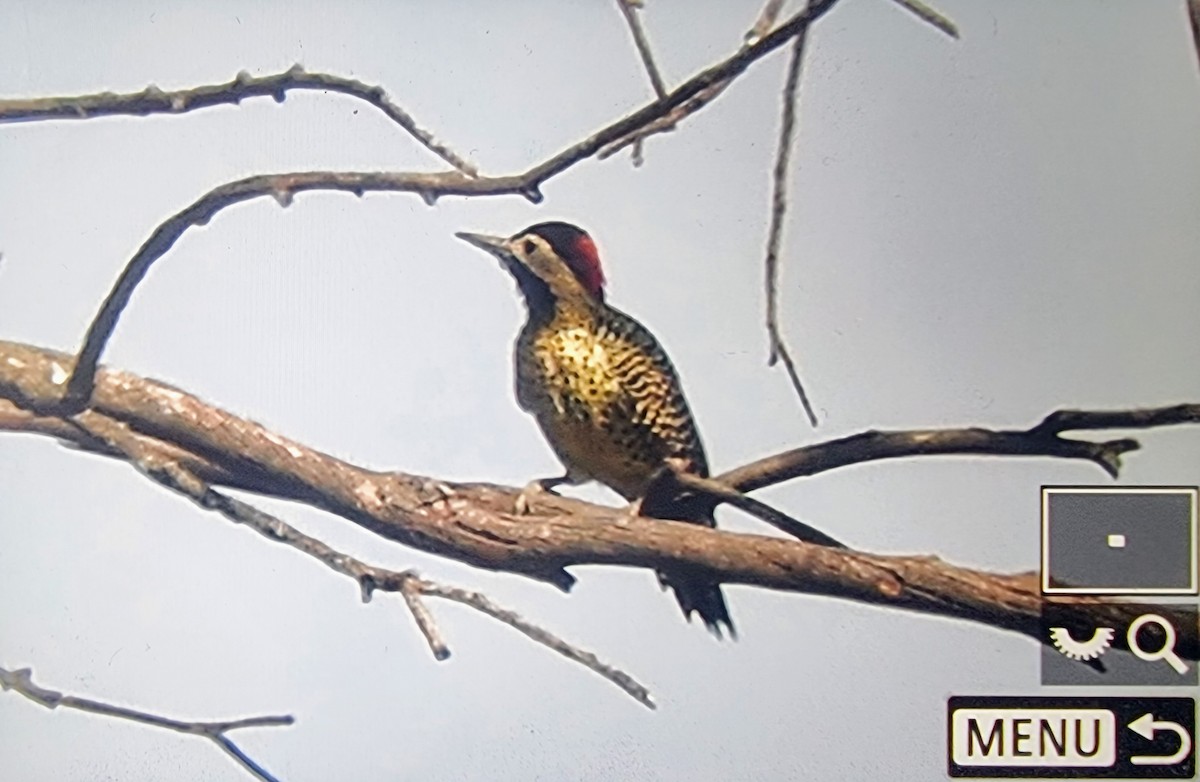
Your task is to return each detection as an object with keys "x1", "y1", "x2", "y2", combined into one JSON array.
[{"x1": 455, "y1": 231, "x2": 512, "y2": 259}]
